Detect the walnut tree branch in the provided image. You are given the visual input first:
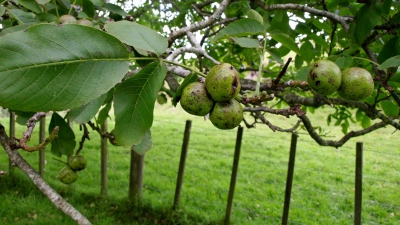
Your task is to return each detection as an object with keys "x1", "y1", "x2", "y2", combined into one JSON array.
[
  {"x1": 299, "y1": 114, "x2": 387, "y2": 147},
  {"x1": 167, "y1": 0, "x2": 231, "y2": 45},
  {"x1": 253, "y1": 0, "x2": 352, "y2": 31}
]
